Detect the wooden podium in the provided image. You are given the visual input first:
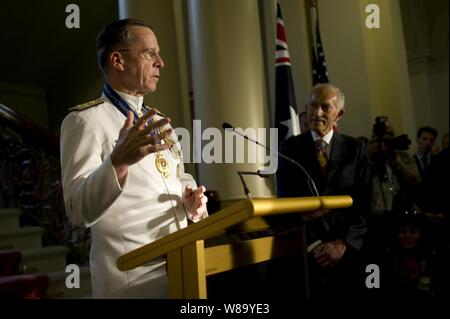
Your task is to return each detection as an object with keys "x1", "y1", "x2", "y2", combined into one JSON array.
[{"x1": 117, "y1": 196, "x2": 352, "y2": 298}]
